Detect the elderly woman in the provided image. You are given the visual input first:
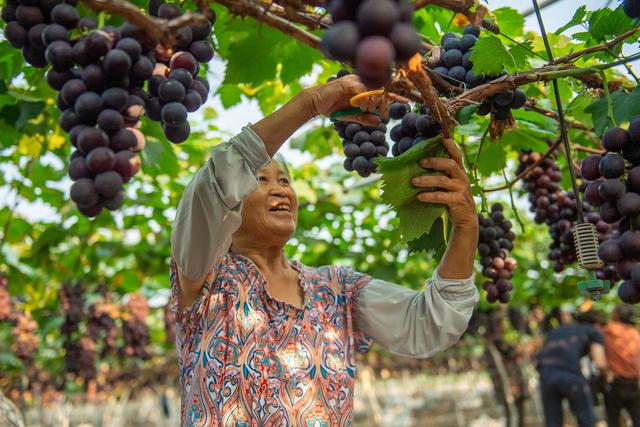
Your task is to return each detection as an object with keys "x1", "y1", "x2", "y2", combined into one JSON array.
[{"x1": 170, "y1": 74, "x2": 479, "y2": 426}]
